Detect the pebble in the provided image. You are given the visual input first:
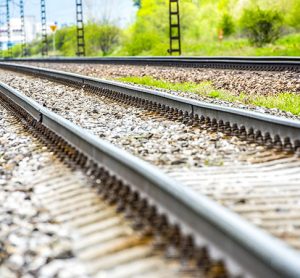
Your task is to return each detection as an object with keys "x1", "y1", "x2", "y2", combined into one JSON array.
[
  {"x1": 23, "y1": 63, "x2": 300, "y2": 120},
  {"x1": 0, "y1": 106, "x2": 88, "y2": 277},
  {"x1": 0, "y1": 69, "x2": 266, "y2": 169},
  {"x1": 0, "y1": 68, "x2": 293, "y2": 276}
]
